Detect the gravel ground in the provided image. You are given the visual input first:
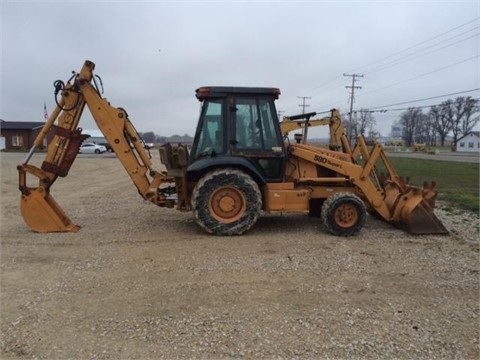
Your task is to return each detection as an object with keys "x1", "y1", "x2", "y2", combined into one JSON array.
[{"x1": 1, "y1": 152, "x2": 478, "y2": 359}]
